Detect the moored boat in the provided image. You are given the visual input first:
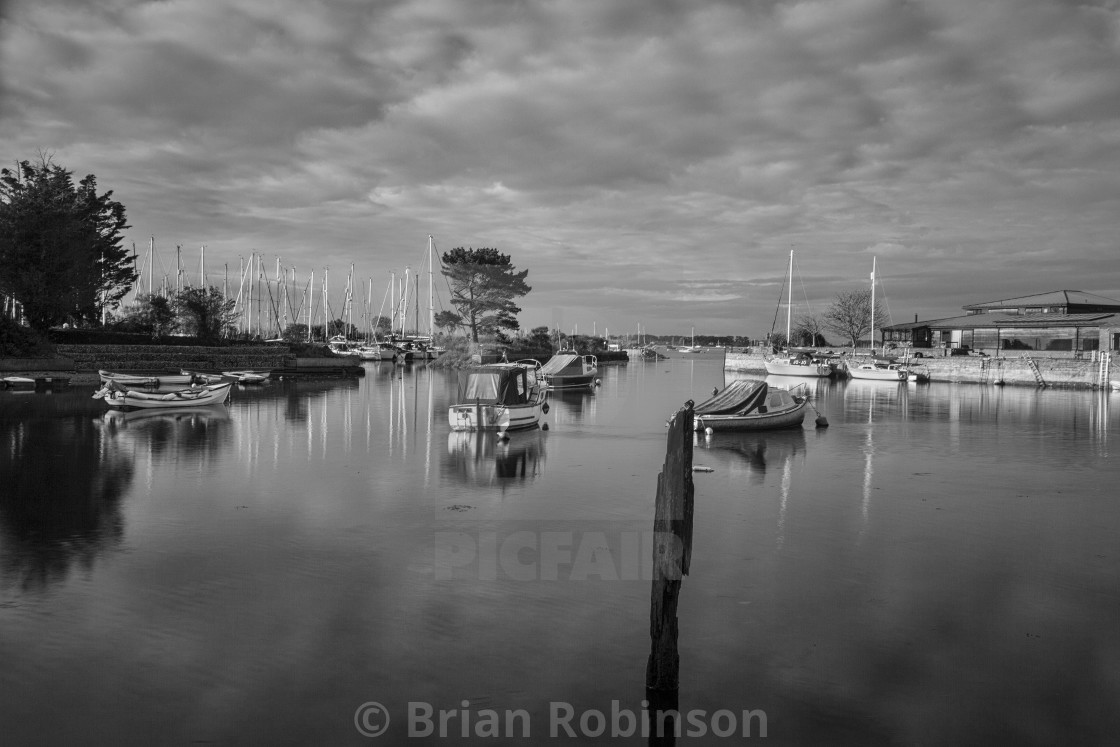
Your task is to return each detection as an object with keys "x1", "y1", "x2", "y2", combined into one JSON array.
[
  {"x1": 846, "y1": 360, "x2": 906, "y2": 381},
  {"x1": 99, "y1": 369, "x2": 194, "y2": 387},
  {"x1": 93, "y1": 380, "x2": 233, "y2": 409},
  {"x1": 448, "y1": 361, "x2": 549, "y2": 432},
  {"x1": 180, "y1": 369, "x2": 225, "y2": 384},
  {"x1": 692, "y1": 380, "x2": 808, "y2": 432},
  {"x1": 1, "y1": 376, "x2": 37, "y2": 390},
  {"x1": 539, "y1": 353, "x2": 598, "y2": 389},
  {"x1": 222, "y1": 370, "x2": 271, "y2": 384},
  {"x1": 765, "y1": 250, "x2": 832, "y2": 378}
]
